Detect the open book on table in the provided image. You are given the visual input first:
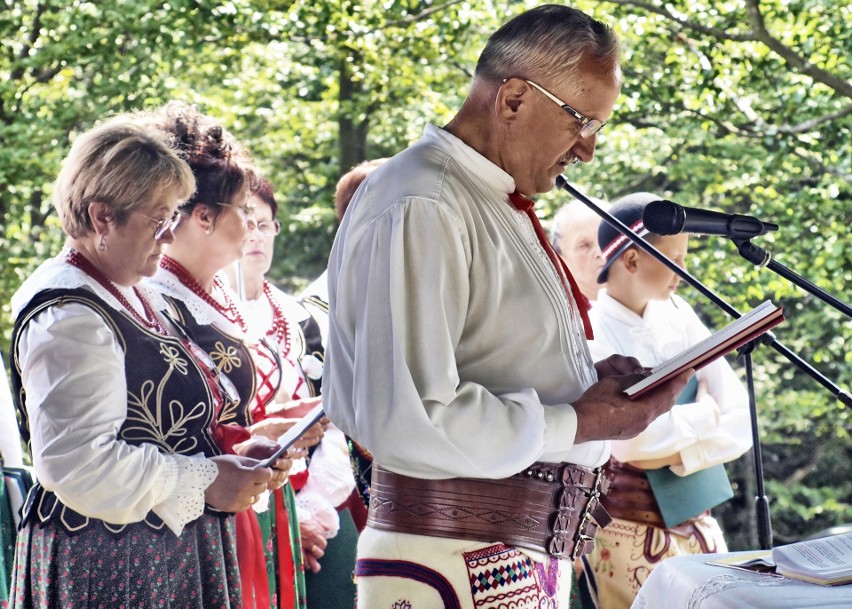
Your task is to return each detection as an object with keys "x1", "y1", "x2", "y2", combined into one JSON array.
[
  {"x1": 708, "y1": 533, "x2": 852, "y2": 586},
  {"x1": 625, "y1": 300, "x2": 784, "y2": 400}
]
